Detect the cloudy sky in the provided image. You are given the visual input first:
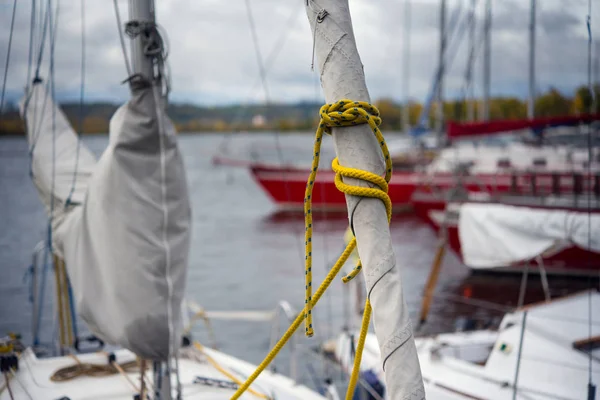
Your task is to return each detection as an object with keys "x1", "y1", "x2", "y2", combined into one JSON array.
[{"x1": 0, "y1": 0, "x2": 598, "y2": 106}]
